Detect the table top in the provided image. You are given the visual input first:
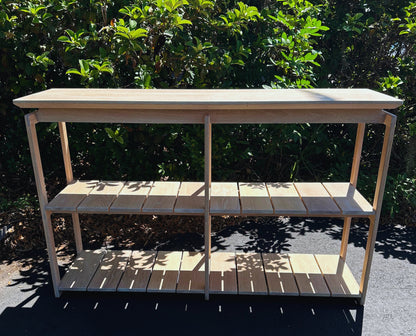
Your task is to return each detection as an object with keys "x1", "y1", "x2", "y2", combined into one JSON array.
[{"x1": 14, "y1": 88, "x2": 403, "y2": 110}]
